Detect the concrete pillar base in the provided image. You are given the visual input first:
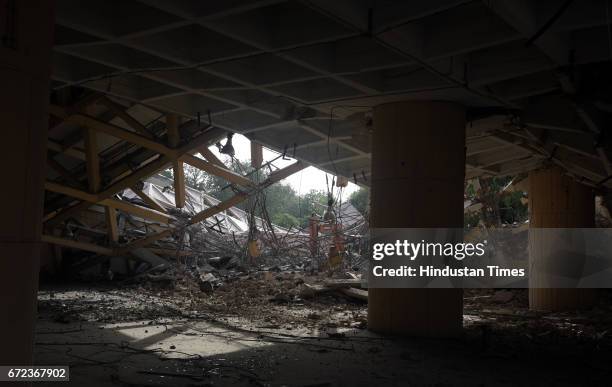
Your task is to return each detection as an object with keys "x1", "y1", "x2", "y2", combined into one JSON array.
[
  {"x1": 0, "y1": 243, "x2": 41, "y2": 365},
  {"x1": 368, "y1": 288, "x2": 463, "y2": 336},
  {"x1": 529, "y1": 288, "x2": 597, "y2": 312}
]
